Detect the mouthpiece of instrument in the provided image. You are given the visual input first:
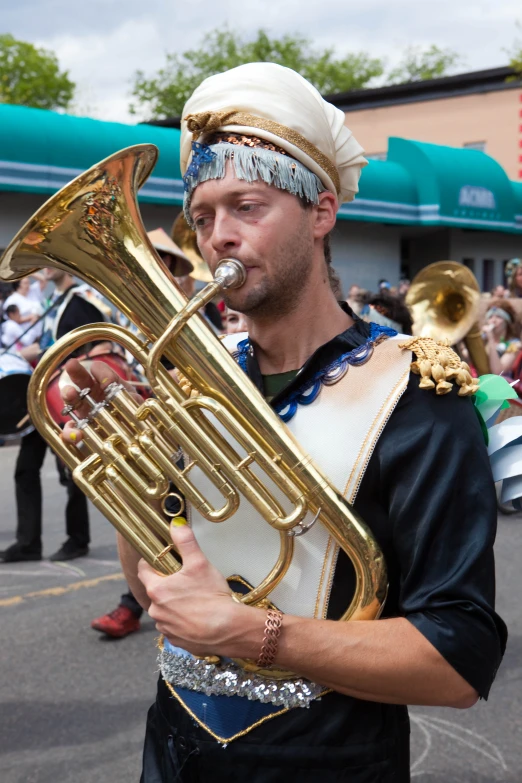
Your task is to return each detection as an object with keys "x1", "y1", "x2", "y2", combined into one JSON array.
[{"x1": 214, "y1": 259, "x2": 247, "y2": 290}]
